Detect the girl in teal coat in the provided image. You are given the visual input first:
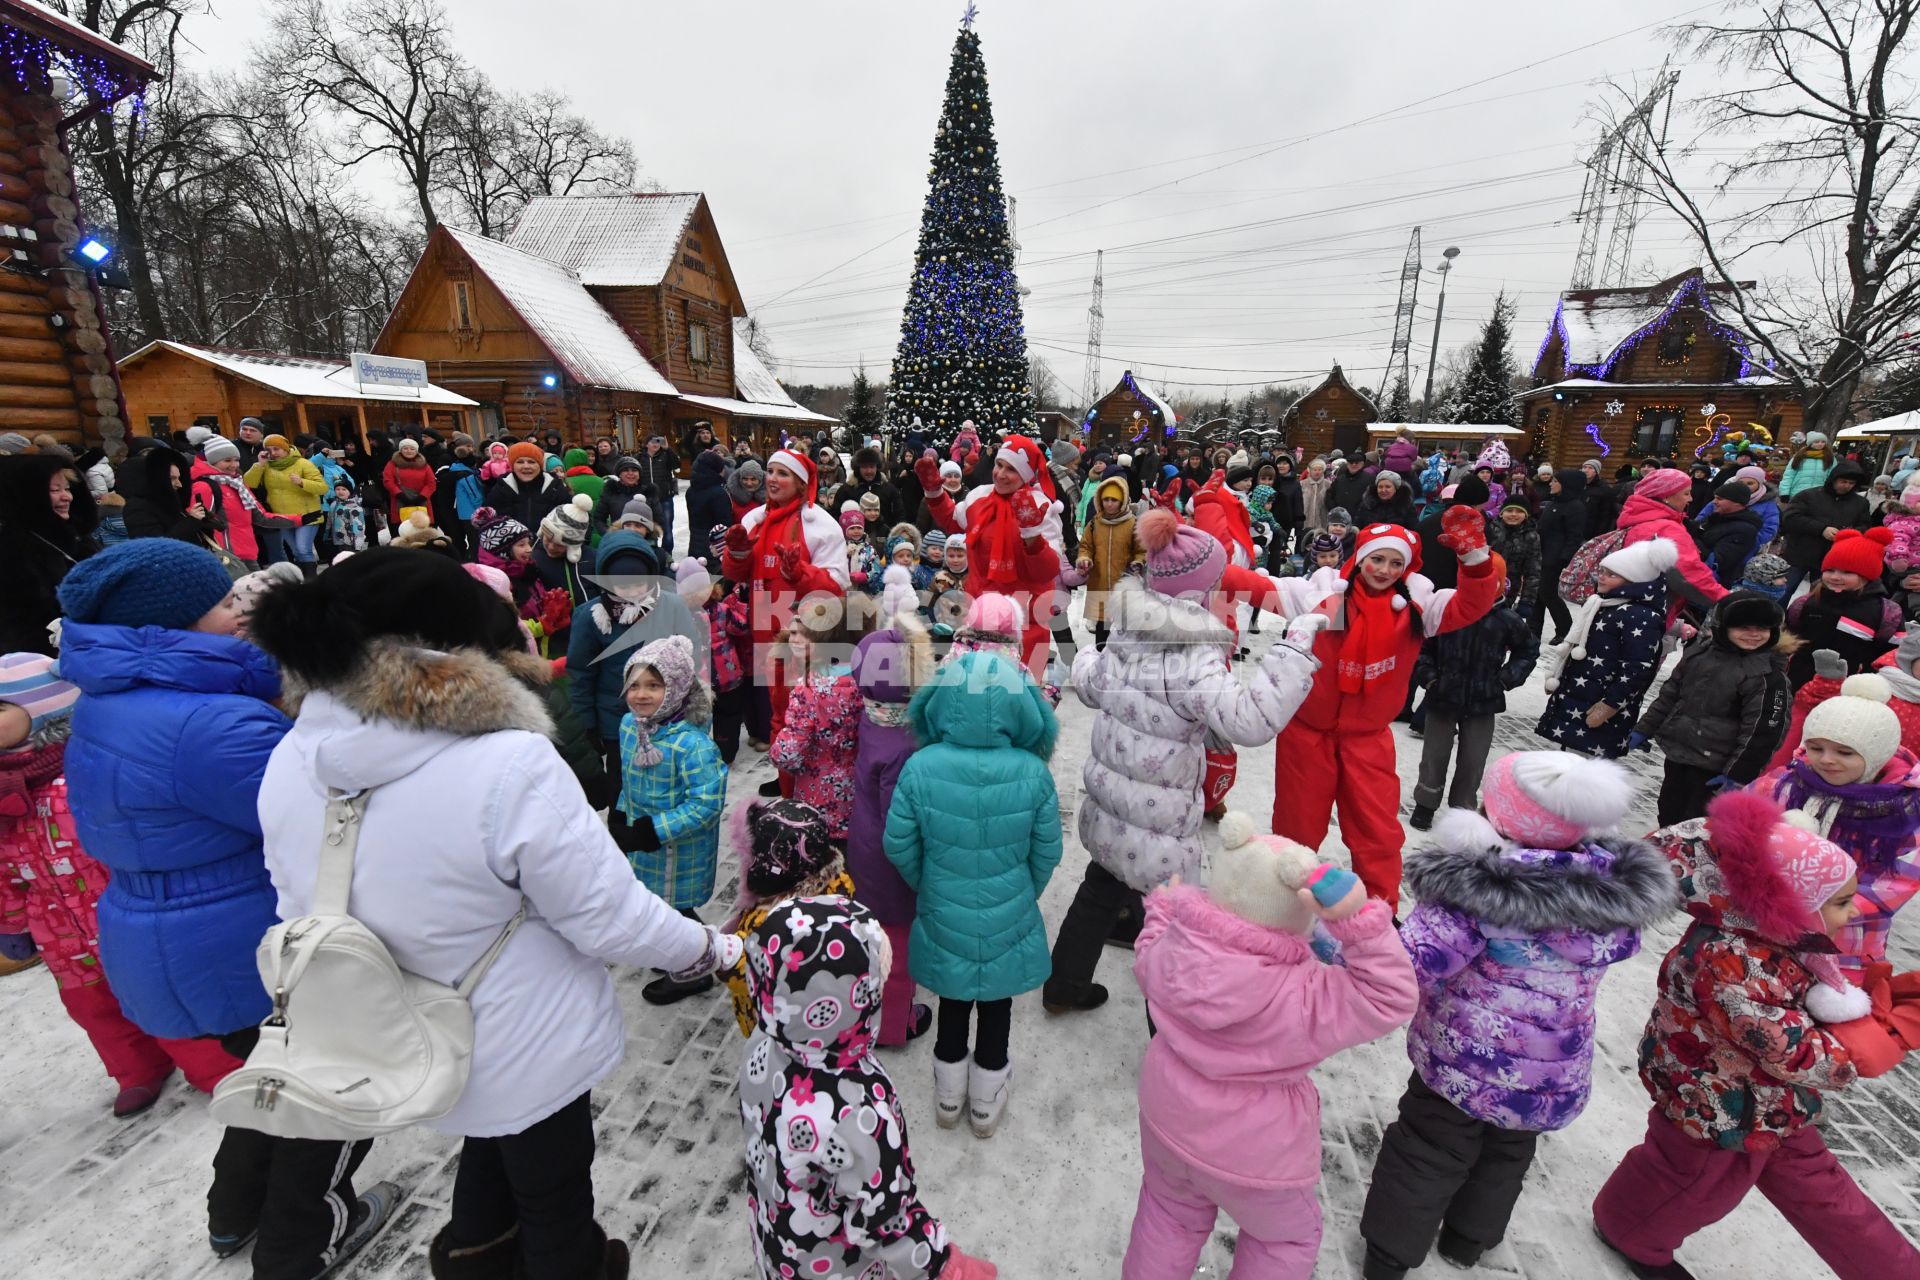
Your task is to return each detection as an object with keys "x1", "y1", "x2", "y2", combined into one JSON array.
[{"x1": 884, "y1": 648, "x2": 1062, "y2": 1138}]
